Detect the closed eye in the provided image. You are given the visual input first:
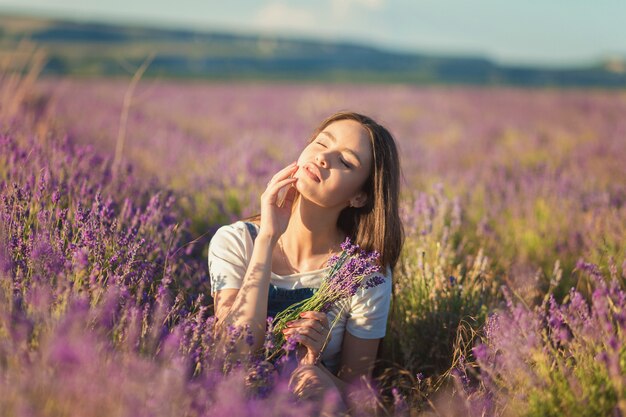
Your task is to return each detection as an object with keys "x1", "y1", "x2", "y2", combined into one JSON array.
[{"x1": 316, "y1": 141, "x2": 351, "y2": 168}]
